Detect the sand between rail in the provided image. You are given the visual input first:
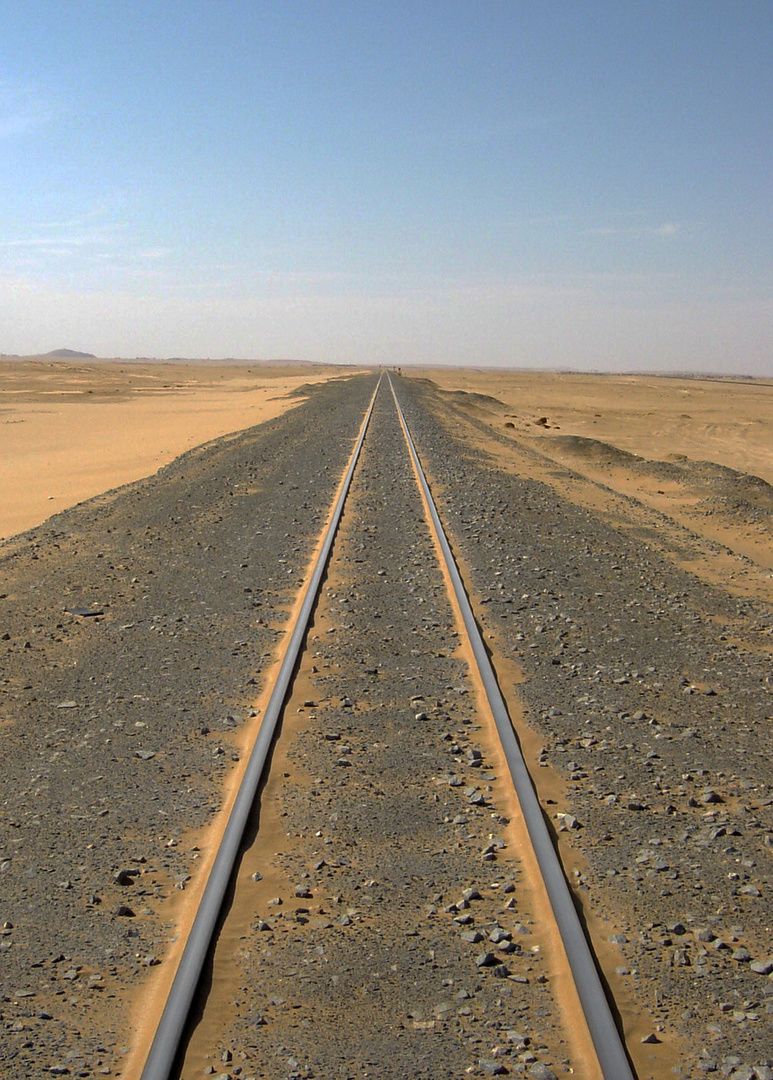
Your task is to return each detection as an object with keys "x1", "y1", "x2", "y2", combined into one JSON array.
[{"x1": 0, "y1": 359, "x2": 355, "y2": 541}]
